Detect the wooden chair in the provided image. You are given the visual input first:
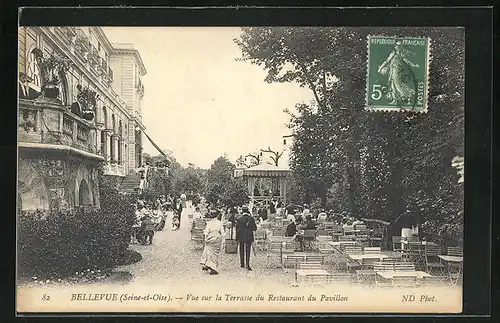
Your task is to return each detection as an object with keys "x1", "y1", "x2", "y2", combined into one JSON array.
[
  {"x1": 392, "y1": 276, "x2": 418, "y2": 288},
  {"x1": 403, "y1": 242, "x2": 425, "y2": 268},
  {"x1": 331, "y1": 224, "x2": 343, "y2": 240},
  {"x1": 266, "y1": 241, "x2": 283, "y2": 268},
  {"x1": 421, "y1": 275, "x2": 449, "y2": 287},
  {"x1": 343, "y1": 226, "x2": 355, "y2": 236},
  {"x1": 254, "y1": 229, "x2": 268, "y2": 251},
  {"x1": 425, "y1": 244, "x2": 446, "y2": 275},
  {"x1": 283, "y1": 240, "x2": 299, "y2": 254},
  {"x1": 392, "y1": 236, "x2": 403, "y2": 252},
  {"x1": 446, "y1": 246, "x2": 463, "y2": 285},
  {"x1": 344, "y1": 246, "x2": 363, "y2": 255},
  {"x1": 303, "y1": 229, "x2": 317, "y2": 250},
  {"x1": 305, "y1": 254, "x2": 325, "y2": 264},
  {"x1": 272, "y1": 228, "x2": 285, "y2": 237},
  {"x1": 447, "y1": 246, "x2": 463, "y2": 257},
  {"x1": 364, "y1": 247, "x2": 382, "y2": 253},
  {"x1": 369, "y1": 227, "x2": 384, "y2": 247},
  {"x1": 393, "y1": 263, "x2": 416, "y2": 272},
  {"x1": 283, "y1": 254, "x2": 306, "y2": 270},
  {"x1": 317, "y1": 240, "x2": 335, "y2": 254},
  {"x1": 317, "y1": 229, "x2": 330, "y2": 238},
  {"x1": 374, "y1": 262, "x2": 395, "y2": 272}
]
